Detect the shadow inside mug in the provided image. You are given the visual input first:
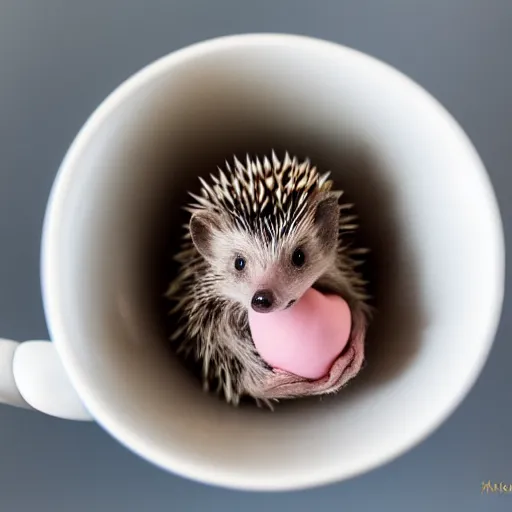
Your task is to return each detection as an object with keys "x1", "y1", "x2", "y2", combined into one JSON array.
[{"x1": 130, "y1": 76, "x2": 428, "y2": 410}]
